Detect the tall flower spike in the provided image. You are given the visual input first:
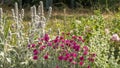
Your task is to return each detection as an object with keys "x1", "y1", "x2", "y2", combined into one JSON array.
[
  {"x1": 31, "y1": 7, "x2": 34, "y2": 23},
  {"x1": 29, "y1": 1, "x2": 52, "y2": 40},
  {"x1": 15, "y1": 2, "x2": 19, "y2": 24},
  {"x1": 47, "y1": 7, "x2": 52, "y2": 21},
  {"x1": 0, "y1": 8, "x2": 3, "y2": 23},
  {"x1": 0, "y1": 8, "x2": 3, "y2": 31},
  {"x1": 21, "y1": 9, "x2": 24, "y2": 18},
  {"x1": 40, "y1": 1, "x2": 44, "y2": 16},
  {"x1": 11, "y1": 9, "x2": 15, "y2": 21},
  {"x1": 11, "y1": 2, "x2": 25, "y2": 46}
]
